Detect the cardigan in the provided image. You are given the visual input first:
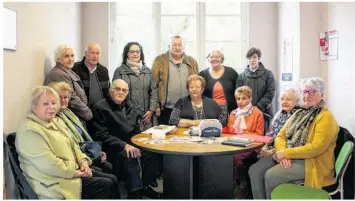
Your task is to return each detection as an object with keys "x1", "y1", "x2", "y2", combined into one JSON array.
[
  {"x1": 275, "y1": 107, "x2": 339, "y2": 189},
  {"x1": 225, "y1": 106, "x2": 264, "y2": 135}
]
